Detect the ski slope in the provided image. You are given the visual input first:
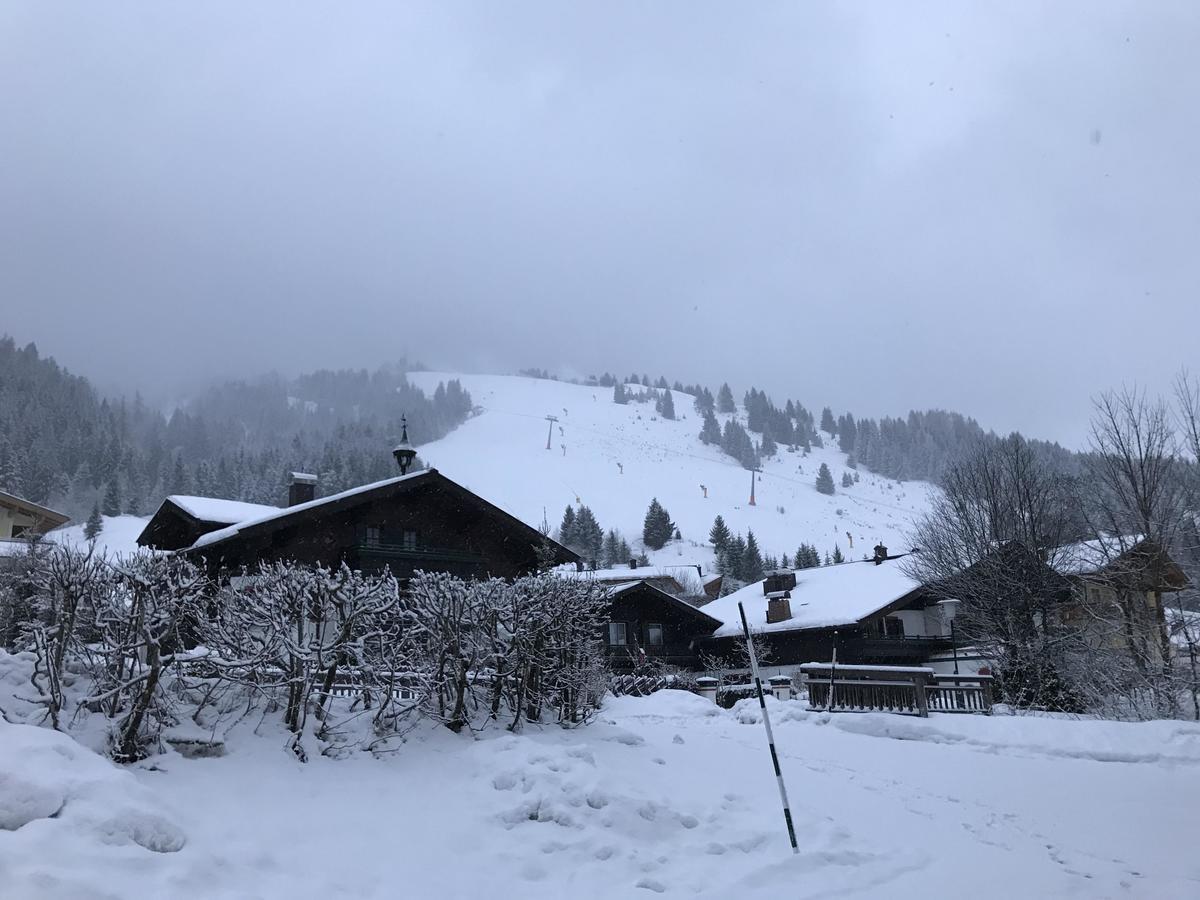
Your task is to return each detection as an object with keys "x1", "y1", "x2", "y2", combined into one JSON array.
[{"x1": 408, "y1": 373, "x2": 935, "y2": 569}]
